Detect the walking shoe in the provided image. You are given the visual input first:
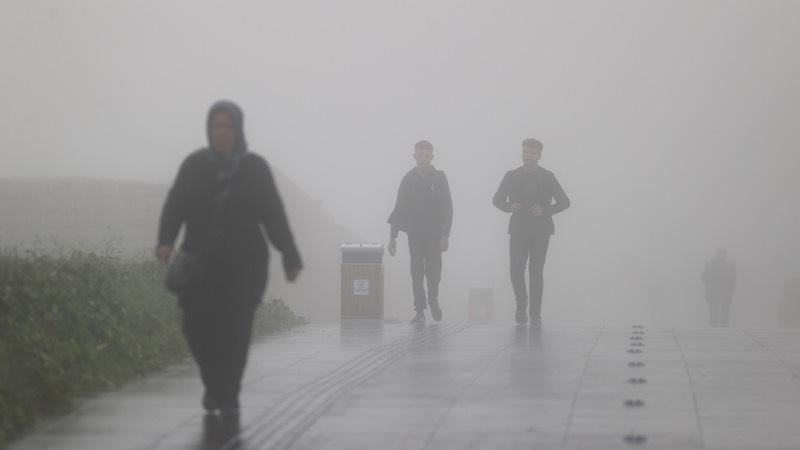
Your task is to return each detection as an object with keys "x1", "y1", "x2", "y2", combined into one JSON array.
[
  {"x1": 202, "y1": 391, "x2": 220, "y2": 412},
  {"x1": 410, "y1": 310, "x2": 426, "y2": 324},
  {"x1": 202, "y1": 412, "x2": 222, "y2": 442},
  {"x1": 219, "y1": 407, "x2": 240, "y2": 422},
  {"x1": 530, "y1": 316, "x2": 542, "y2": 327},
  {"x1": 515, "y1": 308, "x2": 528, "y2": 325},
  {"x1": 429, "y1": 299, "x2": 443, "y2": 322},
  {"x1": 219, "y1": 407, "x2": 241, "y2": 435}
]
